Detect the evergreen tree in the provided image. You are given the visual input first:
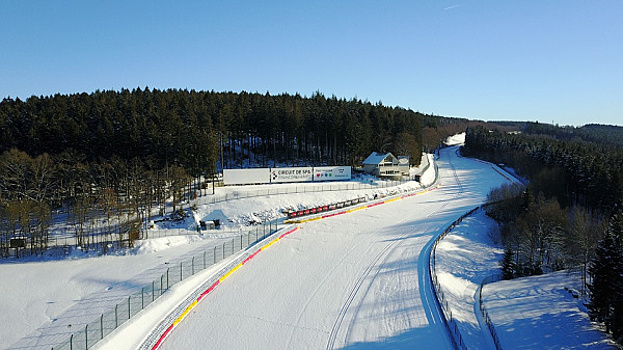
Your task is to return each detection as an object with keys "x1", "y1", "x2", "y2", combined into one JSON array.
[
  {"x1": 501, "y1": 247, "x2": 516, "y2": 280},
  {"x1": 588, "y1": 213, "x2": 623, "y2": 338}
]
